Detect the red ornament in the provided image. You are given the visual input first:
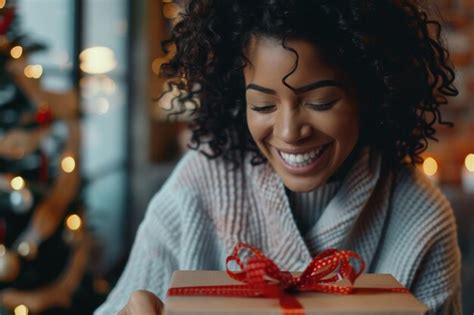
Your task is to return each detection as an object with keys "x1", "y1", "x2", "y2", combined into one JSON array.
[
  {"x1": 36, "y1": 107, "x2": 54, "y2": 125},
  {"x1": 0, "y1": 8, "x2": 15, "y2": 35}
]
